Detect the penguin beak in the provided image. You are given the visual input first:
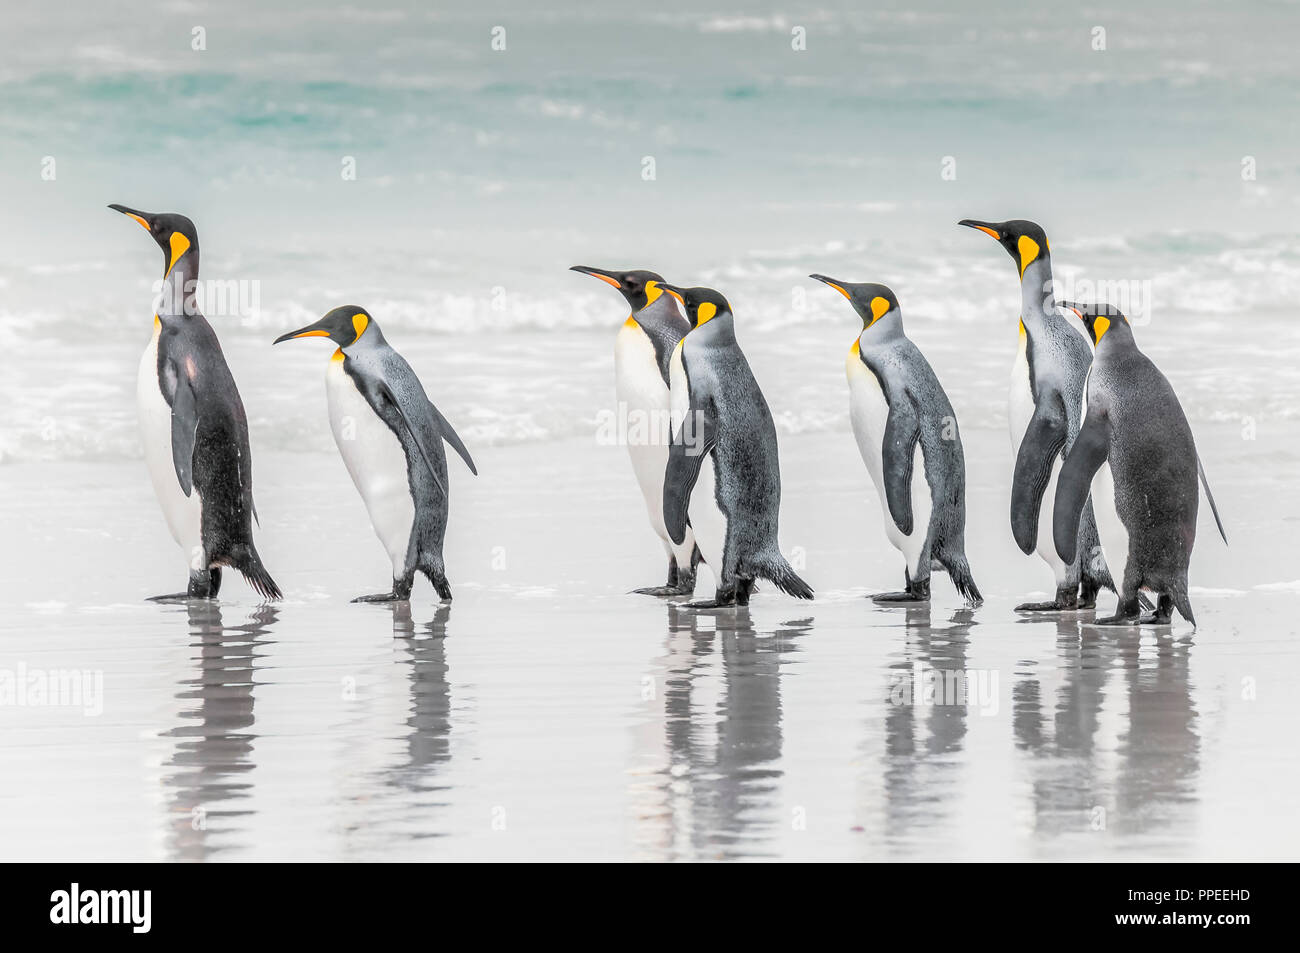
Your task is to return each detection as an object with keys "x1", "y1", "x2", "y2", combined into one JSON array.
[
  {"x1": 958, "y1": 219, "x2": 1003, "y2": 241},
  {"x1": 656, "y1": 283, "x2": 687, "y2": 307},
  {"x1": 108, "y1": 203, "x2": 154, "y2": 231},
  {"x1": 809, "y1": 274, "x2": 853, "y2": 300},
  {"x1": 569, "y1": 265, "x2": 623, "y2": 289},
  {"x1": 273, "y1": 322, "x2": 332, "y2": 344},
  {"x1": 1060, "y1": 301, "x2": 1085, "y2": 320}
]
